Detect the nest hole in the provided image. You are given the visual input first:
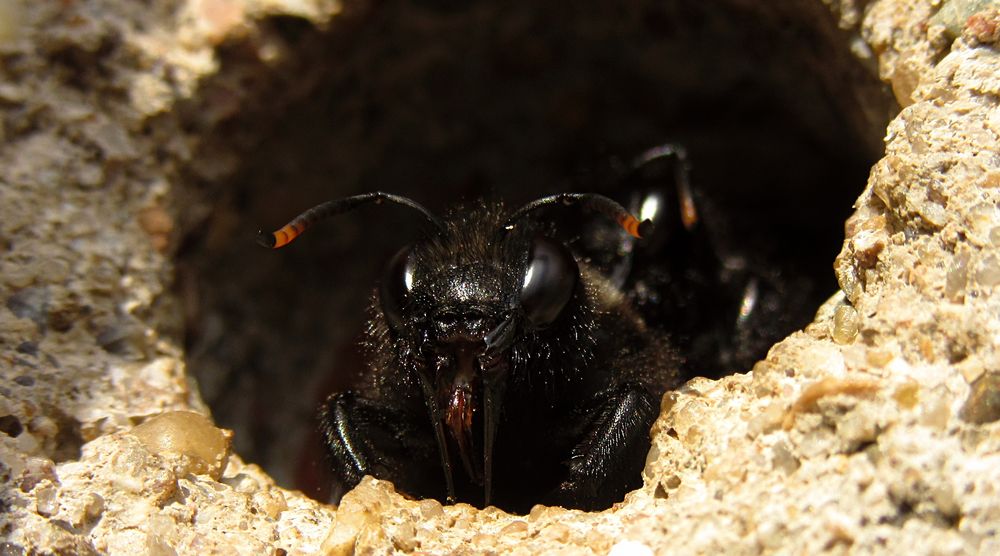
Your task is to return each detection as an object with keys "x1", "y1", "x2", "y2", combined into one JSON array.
[{"x1": 175, "y1": 0, "x2": 895, "y2": 503}]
